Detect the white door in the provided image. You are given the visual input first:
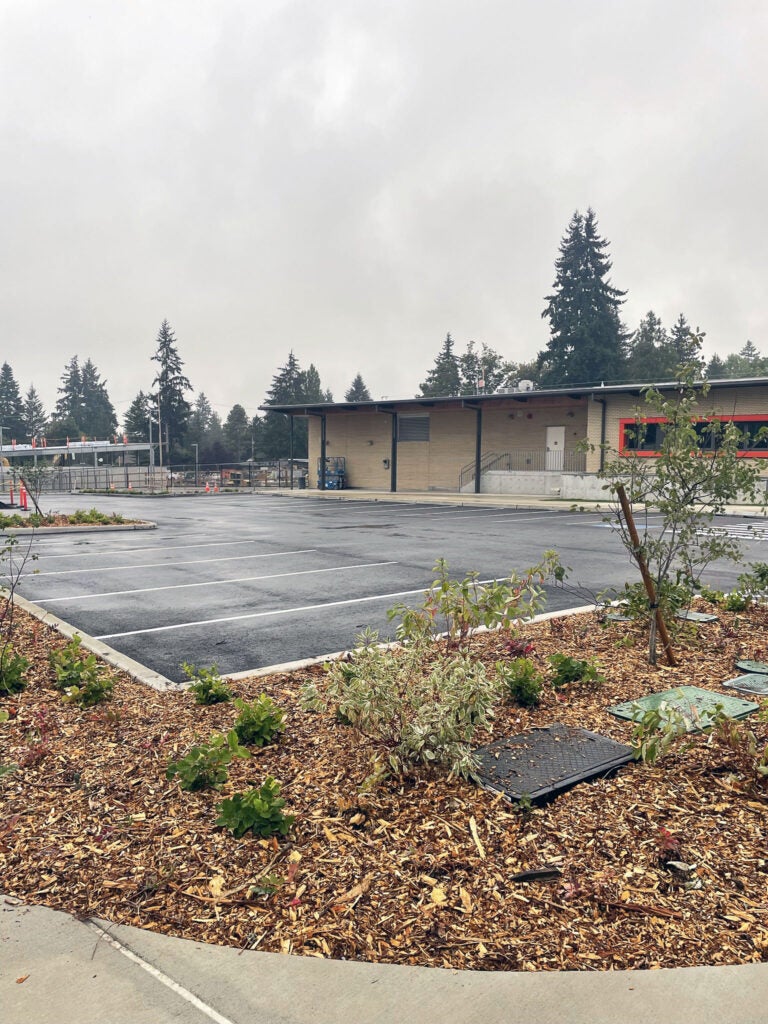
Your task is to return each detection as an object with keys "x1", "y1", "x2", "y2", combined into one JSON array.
[{"x1": 545, "y1": 426, "x2": 565, "y2": 471}]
